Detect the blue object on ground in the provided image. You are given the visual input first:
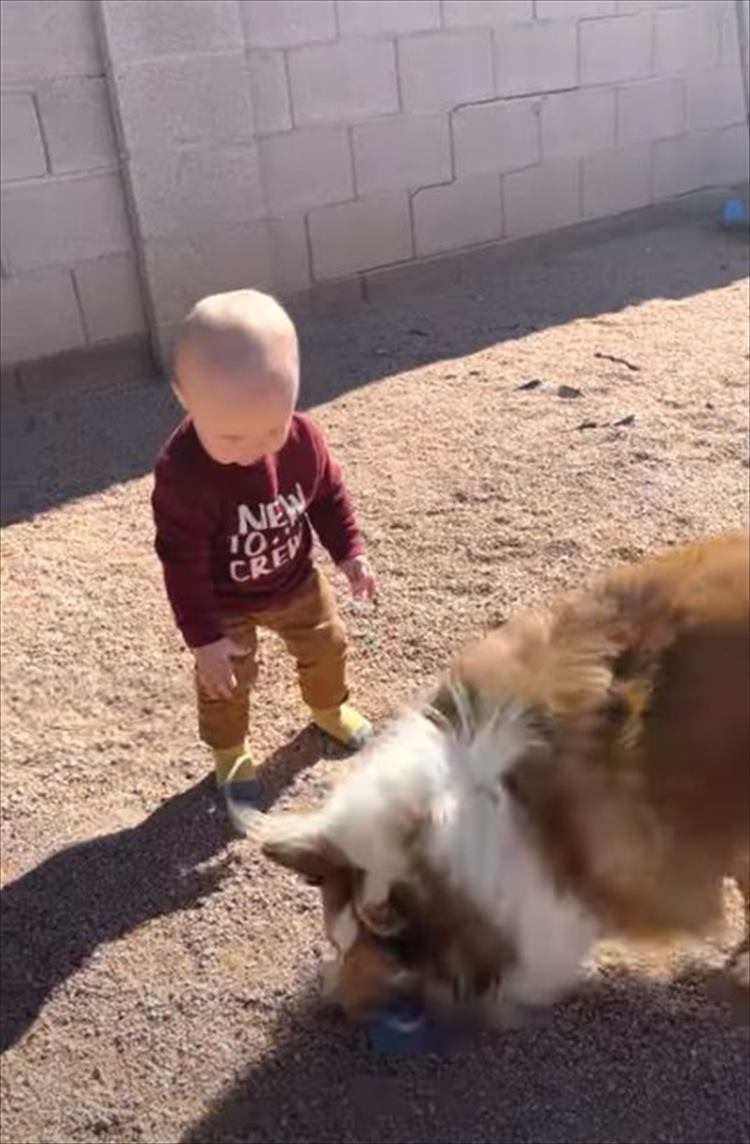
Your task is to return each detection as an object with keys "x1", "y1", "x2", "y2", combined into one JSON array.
[
  {"x1": 368, "y1": 997, "x2": 438, "y2": 1057},
  {"x1": 719, "y1": 198, "x2": 748, "y2": 230}
]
